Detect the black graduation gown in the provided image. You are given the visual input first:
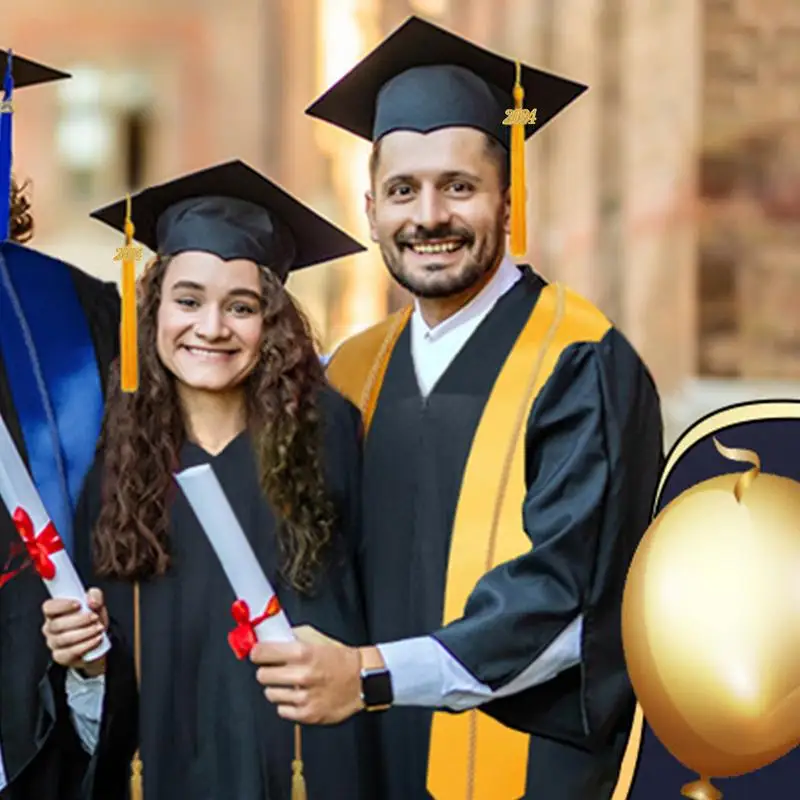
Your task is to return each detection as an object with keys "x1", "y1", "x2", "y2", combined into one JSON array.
[
  {"x1": 0, "y1": 268, "x2": 120, "y2": 800},
  {"x1": 76, "y1": 386, "x2": 380, "y2": 800},
  {"x1": 360, "y1": 268, "x2": 665, "y2": 799}
]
